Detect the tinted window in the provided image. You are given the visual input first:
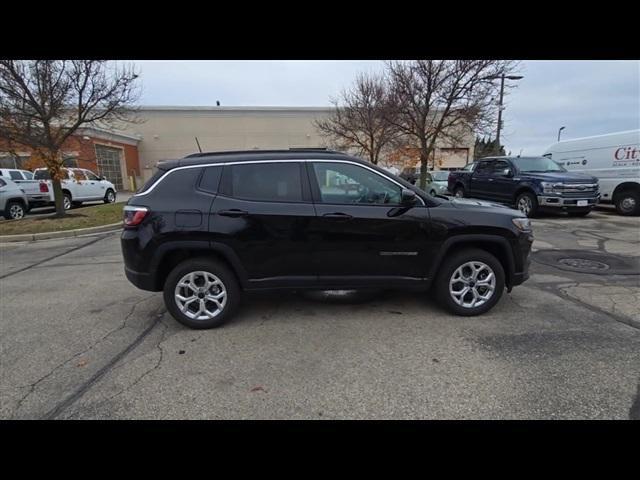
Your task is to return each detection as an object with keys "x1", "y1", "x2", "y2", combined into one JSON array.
[
  {"x1": 312, "y1": 162, "x2": 402, "y2": 205},
  {"x1": 73, "y1": 169, "x2": 87, "y2": 180},
  {"x1": 490, "y1": 160, "x2": 511, "y2": 174},
  {"x1": 199, "y1": 166, "x2": 223, "y2": 193},
  {"x1": 9, "y1": 171, "x2": 22, "y2": 180},
  {"x1": 136, "y1": 168, "x2": 166, "y2": 194},
  {"x1": 474, "y1": 161, "x2": 493, "y2": 174},
  {"x1": 227, "y1": 162, "x2": 303, "y2": 202},
  {"x1": 22, "y1": 171, "x2": 33, "y2": 179},
  {"x1": 34, "y1": 169, "x2": 69, "y2": 180}
]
